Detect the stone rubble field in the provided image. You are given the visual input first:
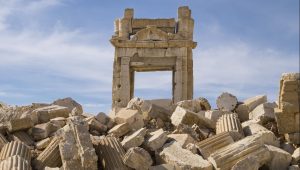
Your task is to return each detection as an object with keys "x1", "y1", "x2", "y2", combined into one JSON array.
[{"x1": 0, "y1": 72, "x2": 299, "y2": 170}]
